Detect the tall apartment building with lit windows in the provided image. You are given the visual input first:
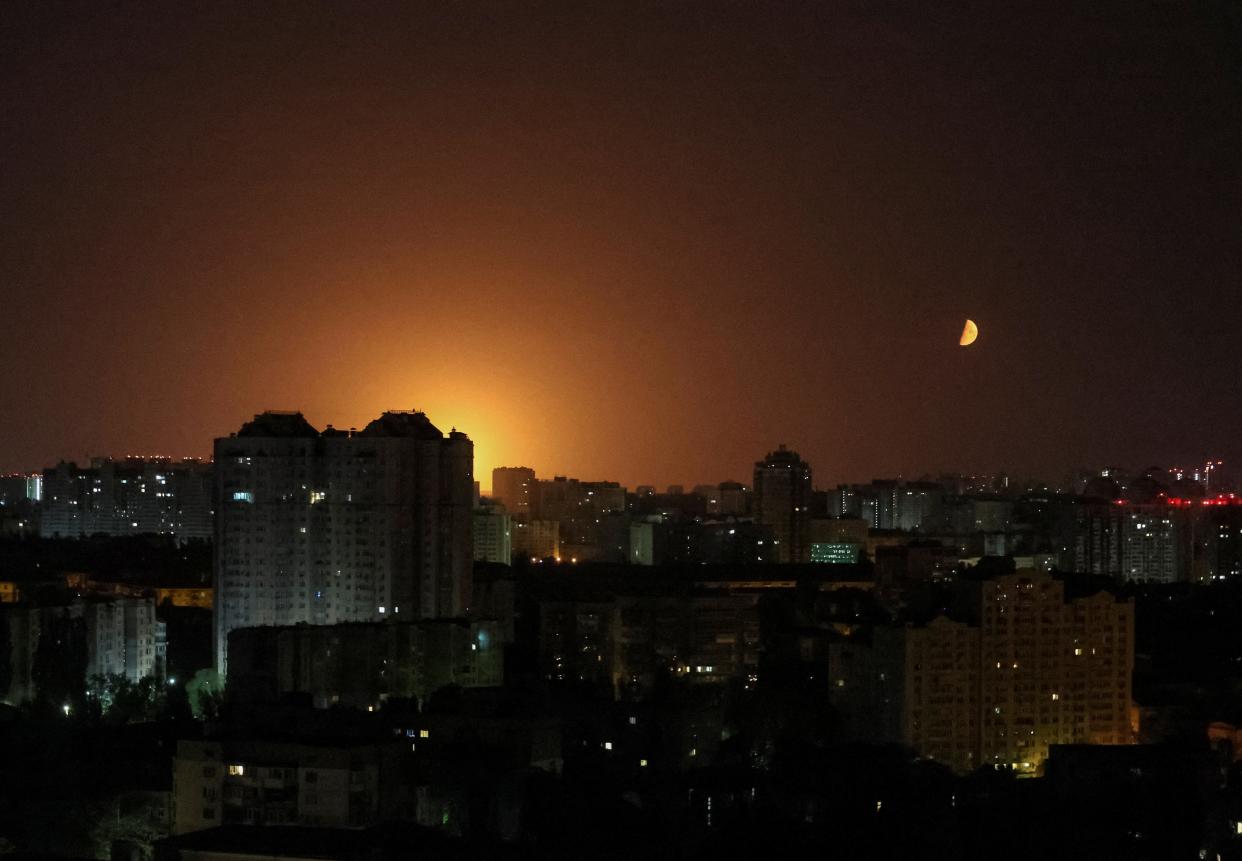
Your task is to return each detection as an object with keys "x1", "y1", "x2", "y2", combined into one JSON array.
[
  {"x1": 473, "y1": 499, "x2": 512, "y2": 565},
  {"x1": 753, "y1": 446, "x2": 812, "y2": 563},
  {"x1": 40, "y1": 457, "x2": 212, "y2": 542},
  {"x1": 491, "y1": 466, "x2": 535, "y2": 517},
  {"x1": 213, "y1": 411, "x2": 473, "y2": 673},
  {"x1": 830, "y1": 568, "x2": 1134, "y2": 775}
]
